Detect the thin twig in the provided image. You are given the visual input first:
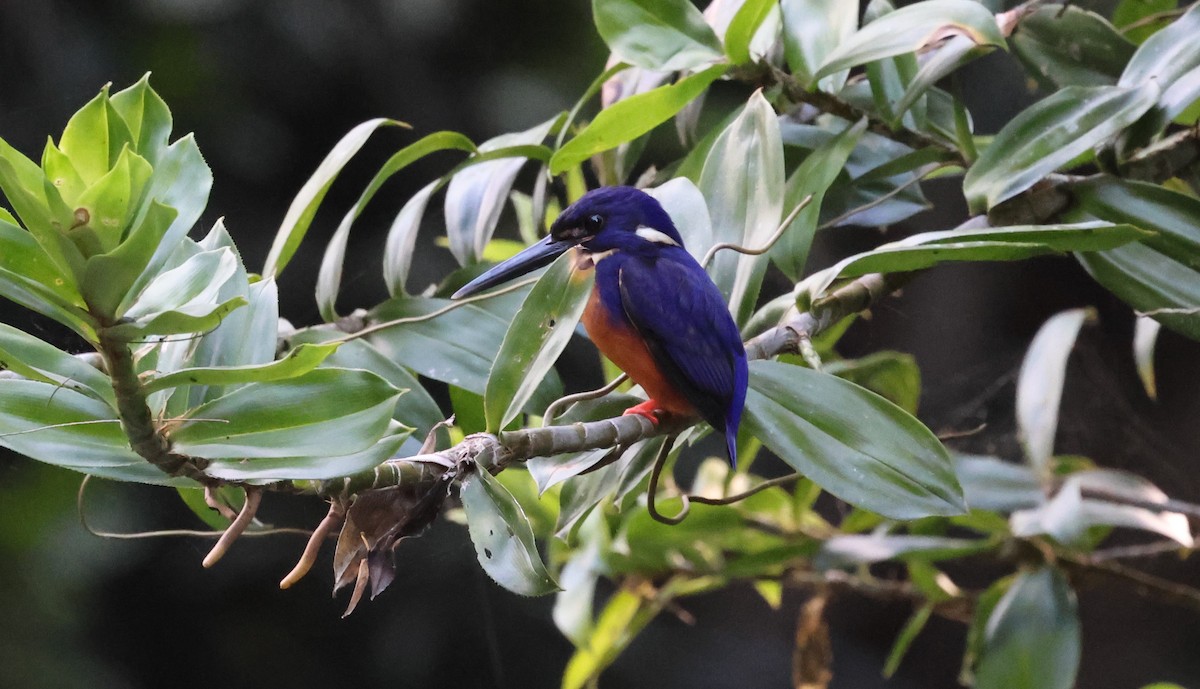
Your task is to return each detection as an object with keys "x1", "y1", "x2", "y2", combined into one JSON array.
[
  {"x1": 0, "y1": 419, "x2": 122, "y2": 438},
  {"x1": 689, "y1": 473, "x2": 802, "y2": 506},
  {"x1": 76, "y1": 476, "x2": 308, "y2": 539},
  {"x1": 1119, "y1": 7, "x2": 1186, "y2": 33},
  {"x1": 337, "y1": 276, "x2": 538, "y2": 342},
  {"x1": 203, "y1": 487, "x2": 263, "y2": 568},
  {"x1": 1086, "y1": 541, "x2": 1193, "y2": 563},
  {"x1": 816, "y1": 164, "x2": 947, "y2": 231},
  {"x1": 700, "y1": 195, "x2": 814, "y2": 269},
  {"x1": 1081, "y1": 486, "x2": 1200, "y2": 521},
  {"x1": 542, "y1": 374, "x2": 628, "y2": 425},
  {"x1": 646, "y1": 435, "x2": 688, "y2": 525}
]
